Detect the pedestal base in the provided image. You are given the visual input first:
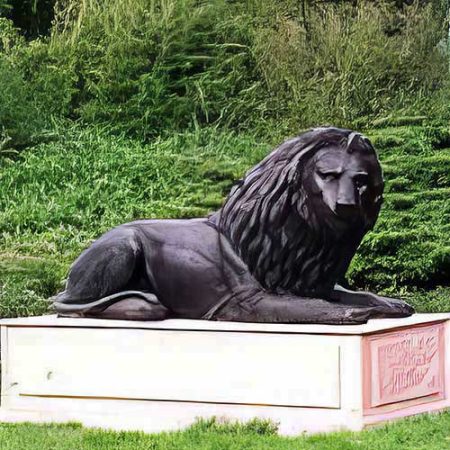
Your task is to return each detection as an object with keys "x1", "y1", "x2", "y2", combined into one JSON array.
[{"x1": 1, "y1": 314, "x2": 449, "y2": 435}]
